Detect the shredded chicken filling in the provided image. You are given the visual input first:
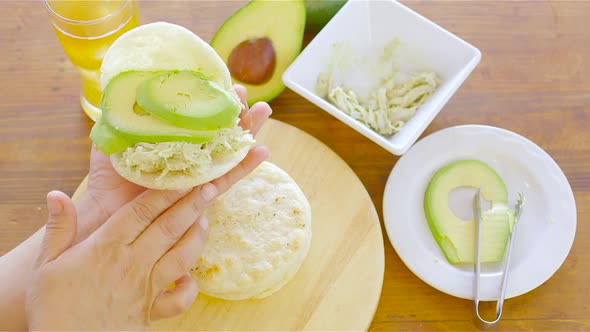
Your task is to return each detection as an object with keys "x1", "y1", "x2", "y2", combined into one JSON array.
[
  {"x1": 317, "y1": 71, "x2": 441, "y2": 136},
  {"x1": 120, "y1": 125, "x2": 254, "y2": 180}
]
